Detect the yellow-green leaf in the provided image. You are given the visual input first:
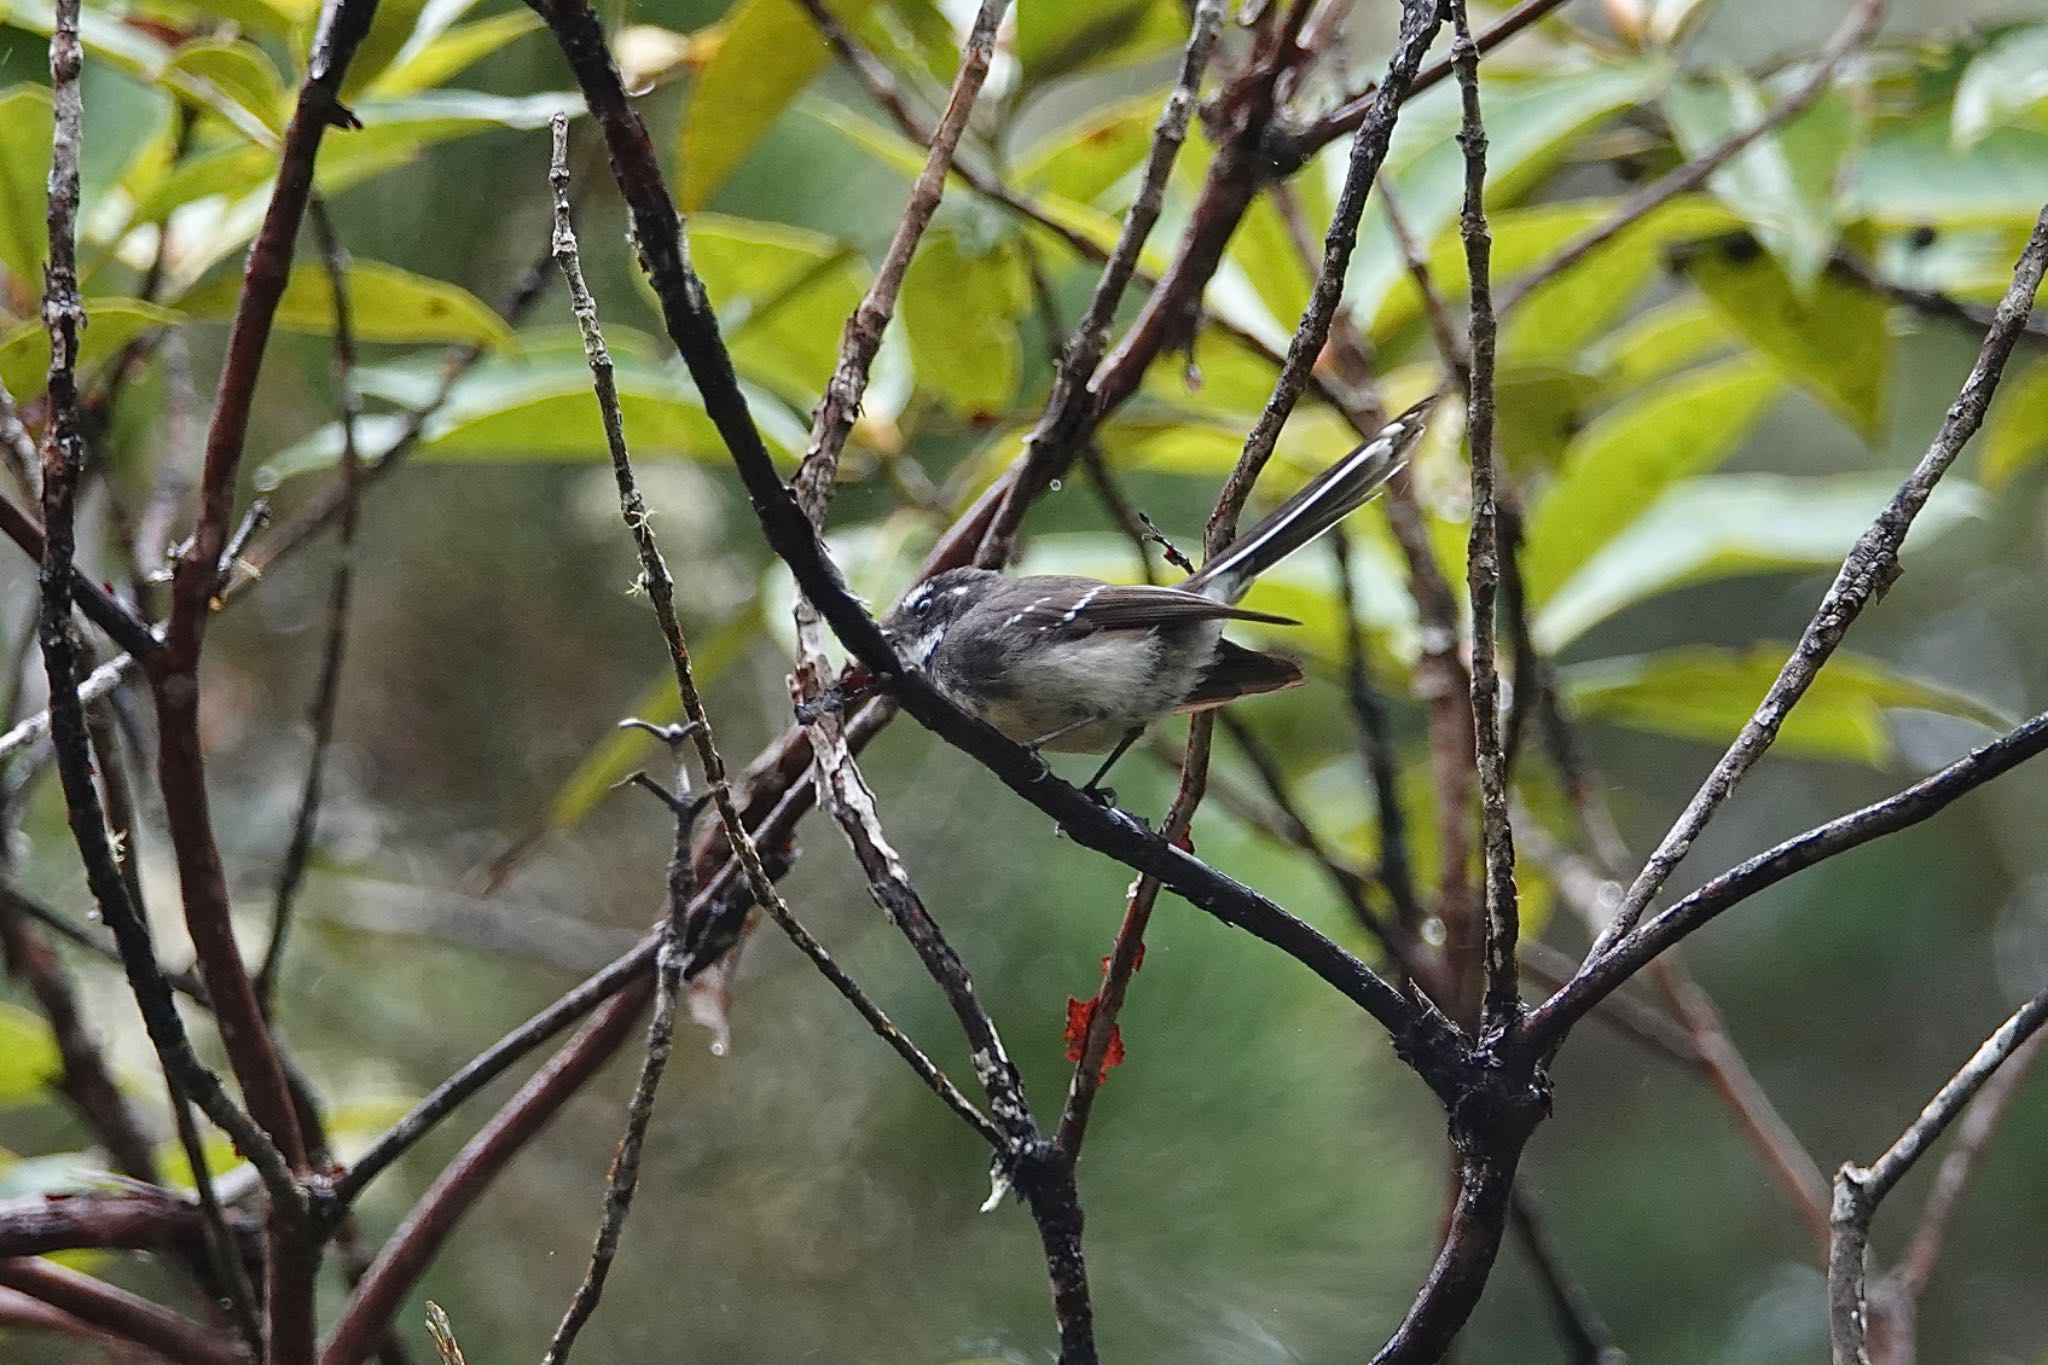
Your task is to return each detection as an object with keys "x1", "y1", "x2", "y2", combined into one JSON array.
[
  {"x1": 900, "y1": 228, "x2": 1028, "y2": 416},
  {"x1": 181, "y1": 260, "x2": 512, "y2": 348},
  {"x1": 0, "y1": 299, "x2": 182, "y2": 404},
  {"x1": 687, "y1": 215, "x2": 868, "y2": 405},
  {"x1": 1524, "y1": 355, "x2": 1782, "y2": 601},
  {"x1": 1688, "y1": 241, "x2": 1890, "y2": 438},
  {"x1": 0, "y1": 1004, "x2": 62, "y2": 1107},
  {"x1": 1535, "y1": 474, "x2": 1987, "y2": 650},
  {"x1": 1563, "y1": 645, "x2": 2012, "y2": 764},
  {"x1": 161, "y1": 38, "x2": 289, "y2": 141},
  {"x1": 0, "y1": 86, "x2": 54, "y2": 288},
  {"x1": 369, "y1": 10, "x2": 542, "y2": 97},
  {"x1": 678, "y1": 0, "x2": 878, "y2": 211},
  {"x1": 1015, "y1": 0, "x2": 1184, "y2": 85},
  {"x1": 1982, "y1": 355, "x2": 2048, "y2": 488}
]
